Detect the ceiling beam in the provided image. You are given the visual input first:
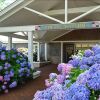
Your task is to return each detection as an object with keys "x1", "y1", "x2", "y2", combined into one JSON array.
[
  {"x1": 0, "y1": 25, "x2": 35, "y2": 32},
  {"x1": 65, "y1": 0, "x2": 68, "y2": 23},
  {"x1": 24, "y1": 7, "x2": 64, "y2": 24},
  {"x1": 44, "y1": 6, "x2": 100, "y2": 16},
  {"x1": 68, "y1": 5, "x2": 100, "y2": 23},
  {"x1": 0, "y1": 33, "x2": 28, "y2": 40},
  {"x1": 51, "y1": 40, "x2": 100, "y2": 43}
]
